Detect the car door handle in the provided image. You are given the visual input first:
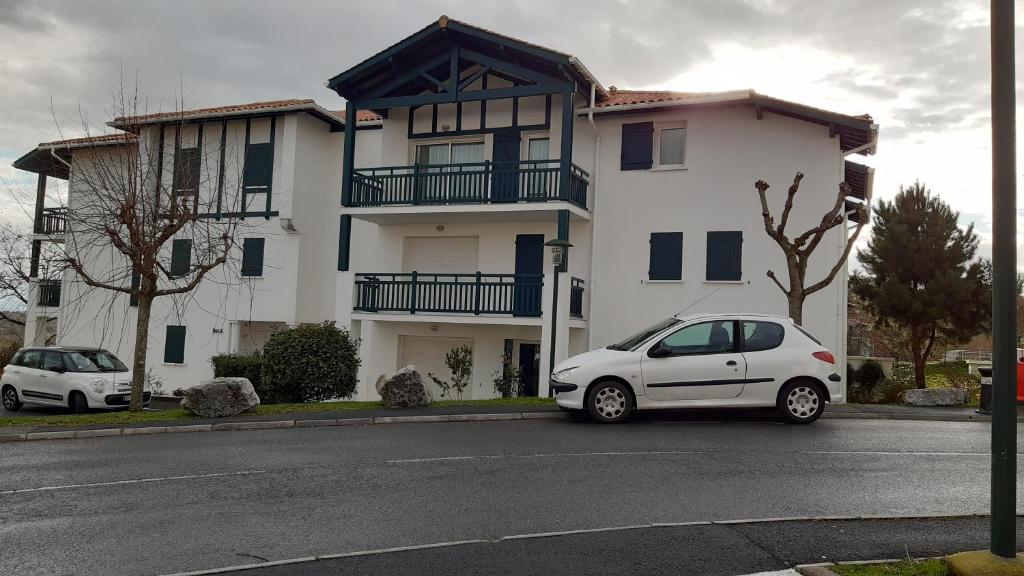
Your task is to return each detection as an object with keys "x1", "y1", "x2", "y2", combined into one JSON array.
[
  {"x1": 726, "y1": 360, "x2": 737, "y2": 366},
  {"x1": 39, "y1": 374, "x2": 47, "y2": 378}
]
